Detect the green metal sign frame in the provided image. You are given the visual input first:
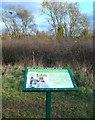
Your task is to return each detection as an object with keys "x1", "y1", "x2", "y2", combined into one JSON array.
[
  {"x1": 23, "y1": 67, "x2": 78, "y2": 92},
  {"x1": 23, "y1": 67, "x2": 78, "y2": 119}
]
